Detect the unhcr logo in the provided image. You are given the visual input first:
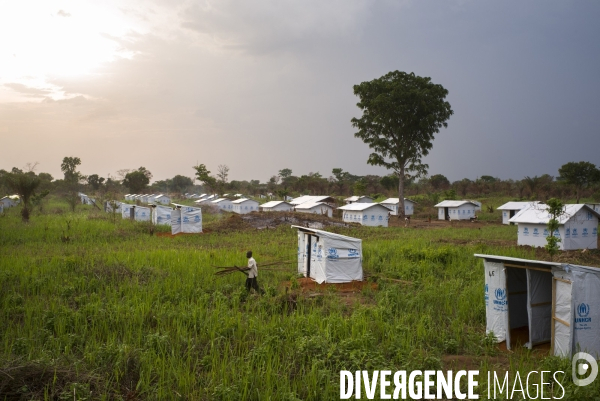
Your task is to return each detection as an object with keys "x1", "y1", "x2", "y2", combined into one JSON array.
[
  {"x1": 523, "y1": 227, "x2": 529, "y2": 236},
  {"x1": 566, "y1": 228, "x2": 571, "y2": 237},
  {"x1": 594, "y1": 227, "x2": 598, "y2": 236},
  {"x1": 572, "y1": 228, "x2": 578, "y2": 237},
  {"x1": 543, "y1": 228, "x2": 549, "y2": 237},
  {"x1": 327, "y1": 248, "x2": 339, "y2": 259},
  {"x1": 575, "y1": 303, "x2": 591, "y2": 323},
  {"x1": 582, "y1": 228, "x2": 588, "y2": 237},
  {"x1": 533, "y1": 228, "x2": 539, "y2": 237},
  {"x1": 493, "y1": 288, "x2": 507, "y2": 306}
]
